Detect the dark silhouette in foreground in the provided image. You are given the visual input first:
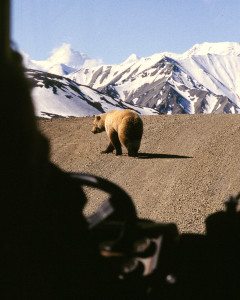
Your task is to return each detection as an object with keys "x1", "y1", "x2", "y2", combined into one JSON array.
[{"x1": 1, "y1": 50, "x2": 123, "y2": 299}]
